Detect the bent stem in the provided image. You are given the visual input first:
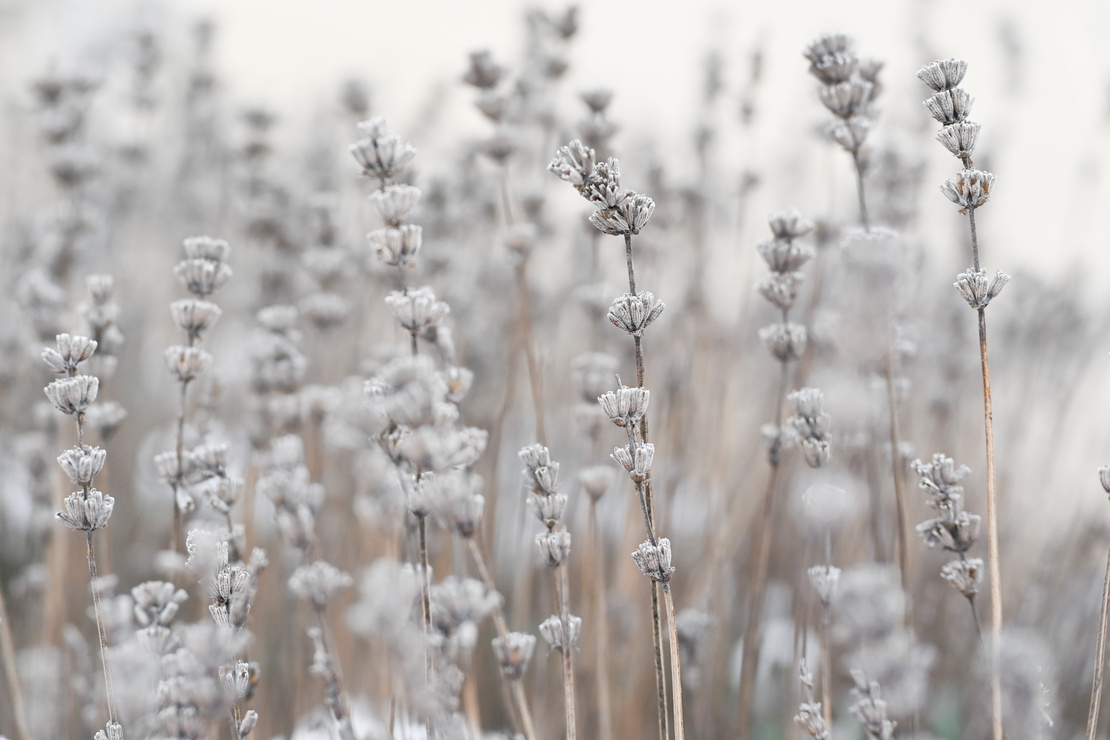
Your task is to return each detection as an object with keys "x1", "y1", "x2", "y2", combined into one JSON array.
[{"x1": 1085, "y1": 543, "x2": 1110, "y2": 740}]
